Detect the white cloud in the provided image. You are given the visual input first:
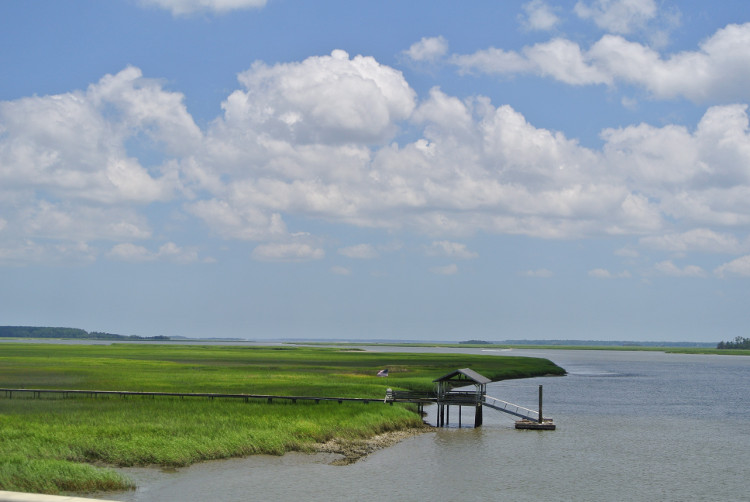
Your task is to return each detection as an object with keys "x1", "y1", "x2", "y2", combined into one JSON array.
[
  {"x1": 221, "y1": 50, "x2": 416, "y2": 146},
  {"x1": 426, "y1": 241, "x2": 478, "y2": 259},
  {"x1": 330, "y1": 266, "x2": 351, "y2": 276},
  {"x1": 520, "y1": 1, "x2": 561, "y2": 31},
  {"x1": 640, "y1": 229, "x2": 744, "y2": 254},
  {"x1": 3, "y1": 51, "x2": 750, "y2": 268},
  {"x1": 188, "y1": 199, "x2": 287, "y2": 241},
  {"x1": 615, "y1": 247, "x2": 639, "y2": 258},
  {"x1": 0, "y1": 66, "x2": 198, "y2": 202},
  {"x1": 193, "y1": 71, "x2": 748, "y2": 245},
  {"x1": 139, "y1": 0, "x2": 266, "y2": 15},
  {"x1": 0, "y1": 239, "x2": 97, "y2": 265},
  {"x1": 452, "y1": 47, "x2": 537, "y2": 77},
  {"x1": 431, "y1": 263, "x2": 458, "y2": 275},
  {"x1": 107, "y1": 243, "x2": 153, "y2": 262},
  {"x1": 589, "y1": 25, "x2": 750, "y2": 101},
  {"x1": 588, "y1": 268, "x2": 631, "y2": 278},
  {"x1": 452, "y1": 23, "x2": 750, "y2": 102},
  {"x1": 453, "y1": 39, "x2": 610, "y2": 86},
  {"x1": 403, "y1": 36, "x2": 449, "y2": 62},
  {"x1": 338, "y1": 244, "x2": 379, "y2": 259},
  {"x1": 714, "y1": 255, "x2": 750, "y2": 278},
  {"x1": 251, "y1": 242, "x2": 325, "y2": 262},
  {"x1": 522, "y1": 268, "x2": 554, "y2": 277},
  {"x1": 0, "y1": 66, "x2": 199, "y2": 256},
  {"x1": 107, "y1": 242, "x2": 199, "y2": 263},
  {"x1": 654, "y1": 260, "x2": 706, "y2": 277},
  {"x1": 574, "y1": 0, "x2": 657, "y2": 34}
]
